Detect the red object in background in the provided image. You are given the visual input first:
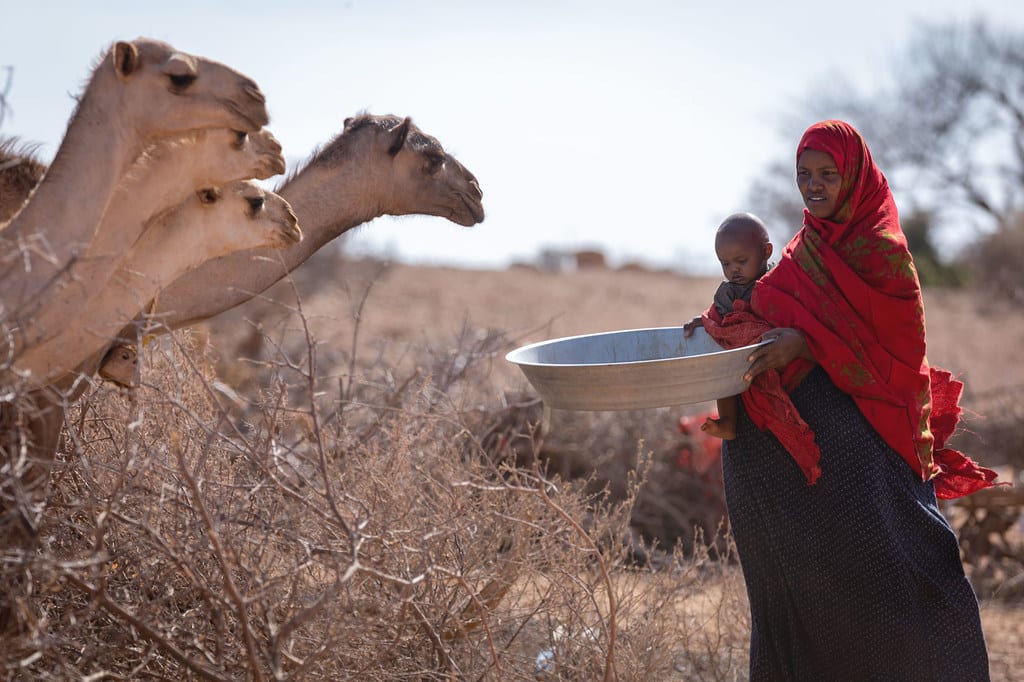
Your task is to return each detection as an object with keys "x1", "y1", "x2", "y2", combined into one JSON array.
[{"x1": 676, "y1": 413, "x2": 723, "y2": 474}]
